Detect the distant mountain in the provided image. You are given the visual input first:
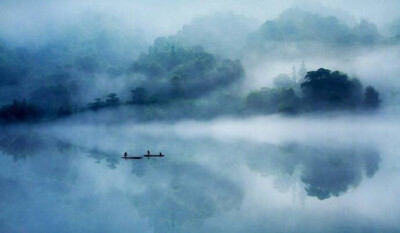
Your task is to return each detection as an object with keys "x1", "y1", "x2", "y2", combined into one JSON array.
[
  {"x1": 247, "y1": 8, "x2": 381, "y2": 56},
  {"x1": 388, "y1": 18, "x2": 400, "y2": 36},
  {"x1": 170, "y1": 12, "x2": 258, "y2": 59},
  {"x1": 386, "y1": 18, "x2": 400, "y2": 44},
  {"x1": 32, "y1": 14, "x2": 148, "y2": 74}
]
